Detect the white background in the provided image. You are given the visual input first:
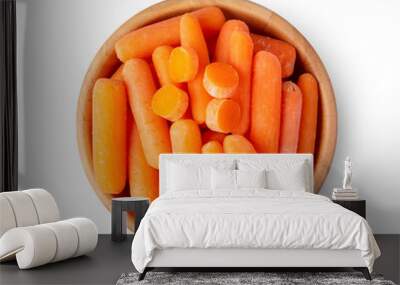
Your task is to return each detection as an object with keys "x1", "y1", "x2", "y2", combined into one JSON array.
[{"x1": 16, "y1": 0, "x2": 400, "y2": 234}]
